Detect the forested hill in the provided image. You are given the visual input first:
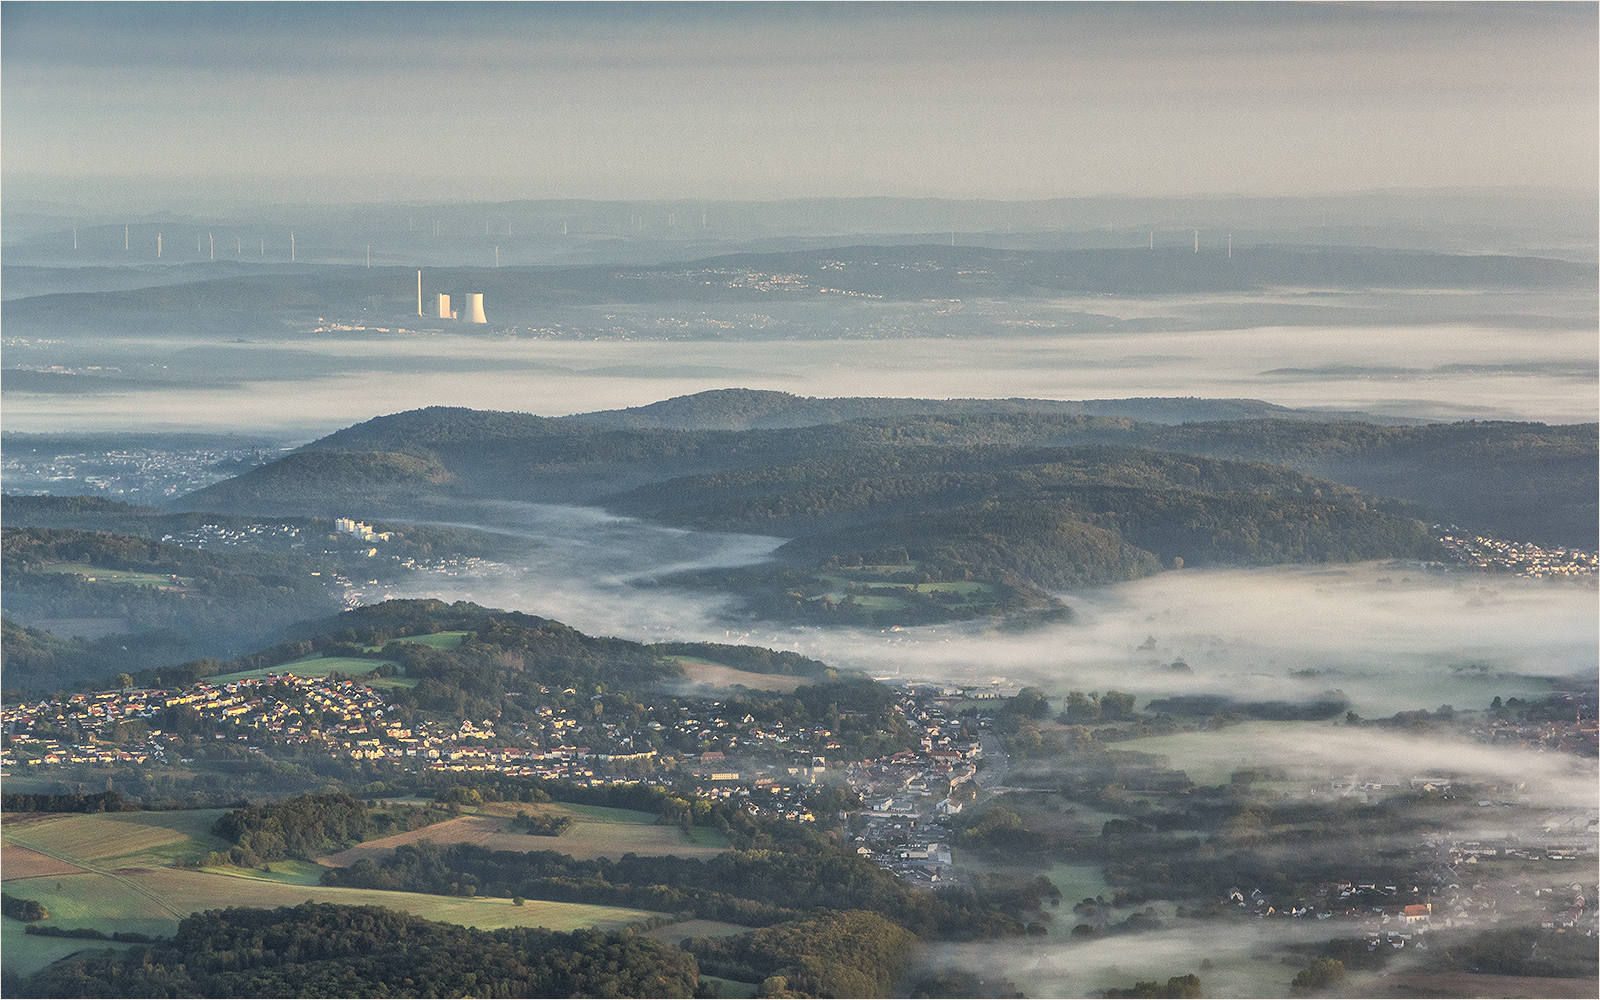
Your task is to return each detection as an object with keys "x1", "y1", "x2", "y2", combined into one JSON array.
[
  {"x1": 175, "y1": 396, "x2": 1597, "y2": 548},
  {"x1": 610, "y1": 444, "x2": 1445, "y2": 606},
  {"x1": 568, "y1": 388, "x2": 1424, "y2": 430}
]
